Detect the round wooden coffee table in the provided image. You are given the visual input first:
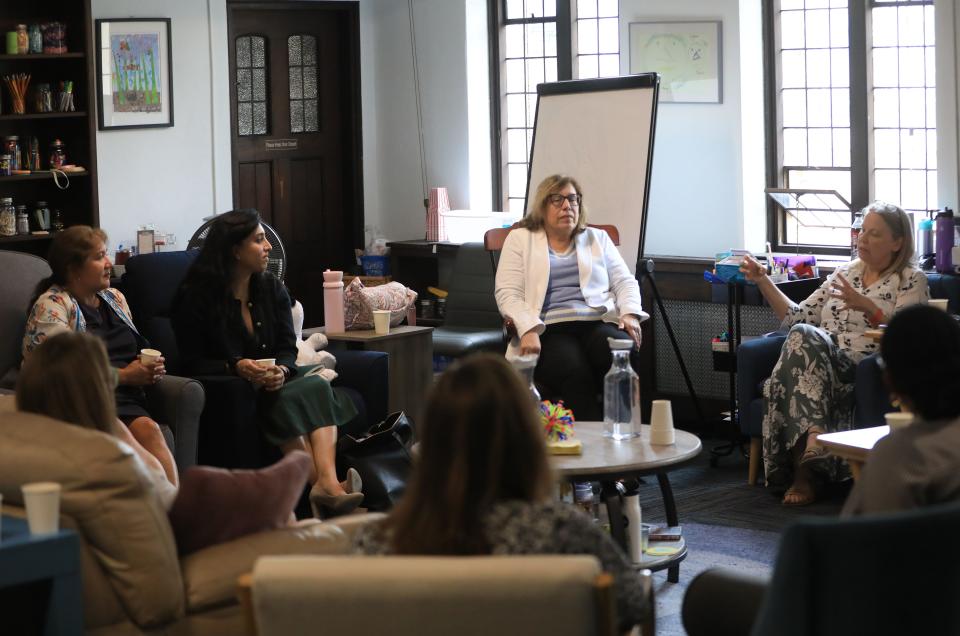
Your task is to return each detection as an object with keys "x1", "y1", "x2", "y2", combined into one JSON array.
[{"x1": 552, "y1": 422, "x2": 702, "y2": 582}]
